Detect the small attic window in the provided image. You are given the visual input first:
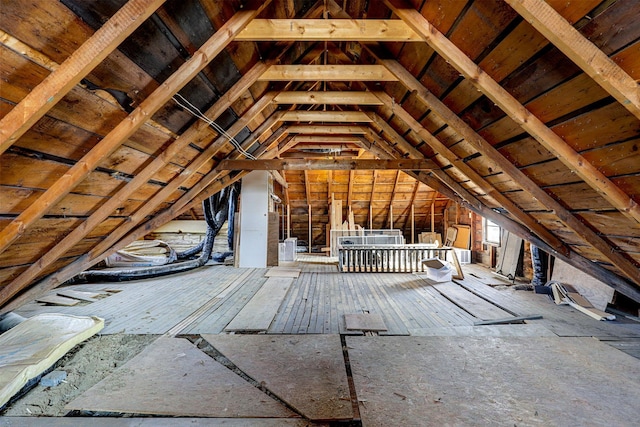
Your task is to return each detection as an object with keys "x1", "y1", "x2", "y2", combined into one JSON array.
[{"x1": 483, "y1": 218, "x2": 501, "y2": 245}]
